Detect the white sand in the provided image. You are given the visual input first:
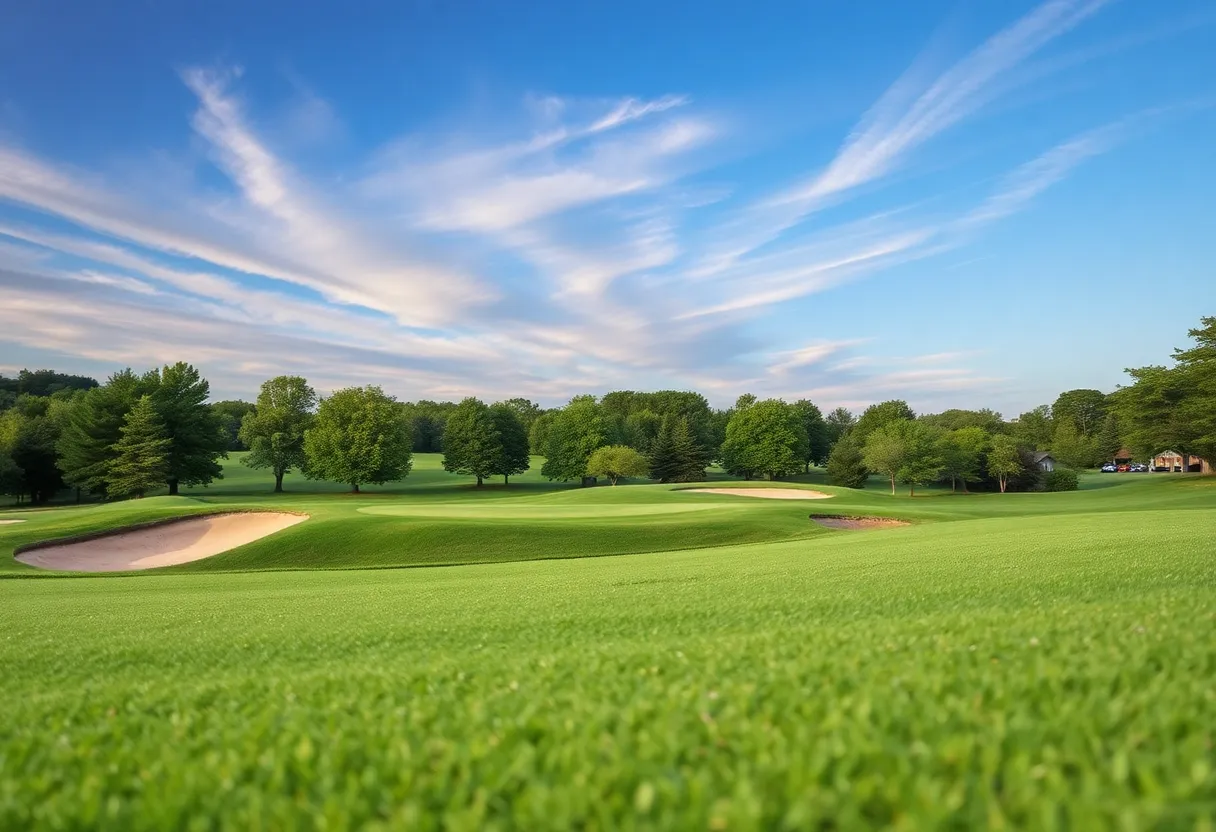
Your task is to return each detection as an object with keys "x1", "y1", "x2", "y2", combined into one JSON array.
[
  {"x1": 16, "y1": 512, "x2": 307, "y2": 572},
  {"x1": 0, "y1": 519, "x2": 25, "y2": 525},
  {"x1": 682, "y1": 487, "x2": 832, "y2": 500}
]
